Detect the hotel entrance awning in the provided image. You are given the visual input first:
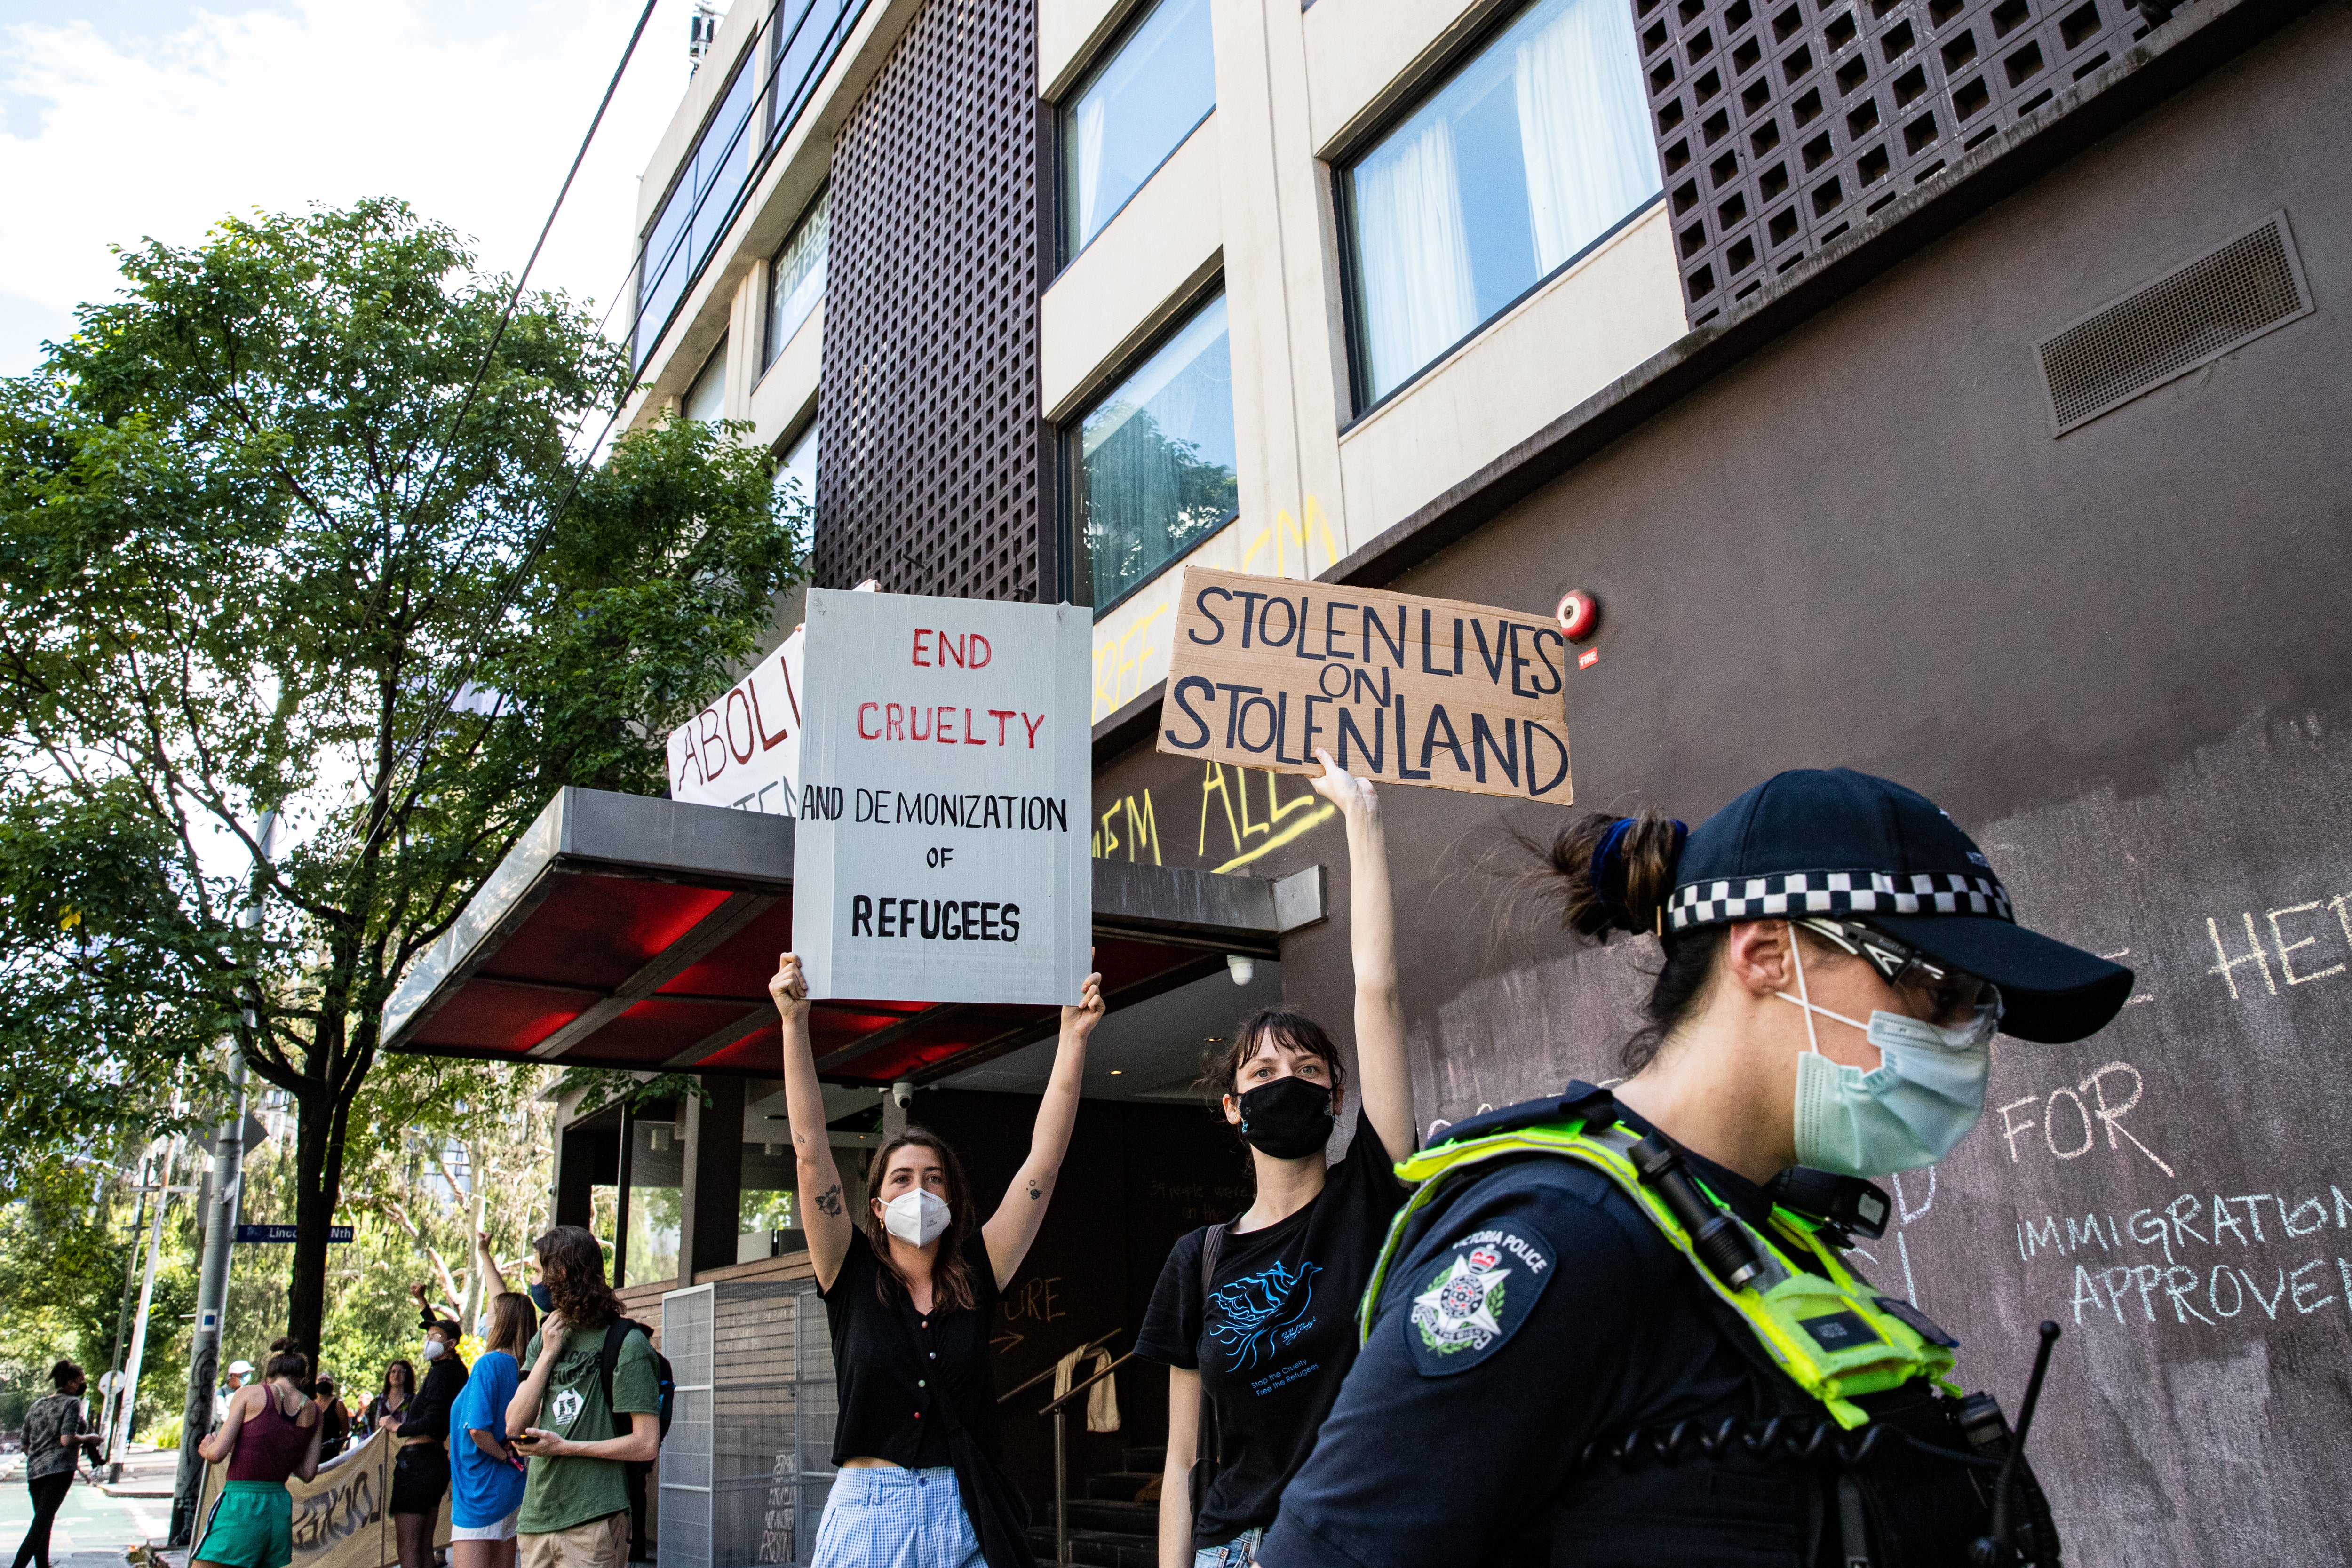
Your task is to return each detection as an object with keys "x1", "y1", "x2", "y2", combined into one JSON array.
[{"x1": 381, "y1": 788, "x2": 1322, "y2": 1084}]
